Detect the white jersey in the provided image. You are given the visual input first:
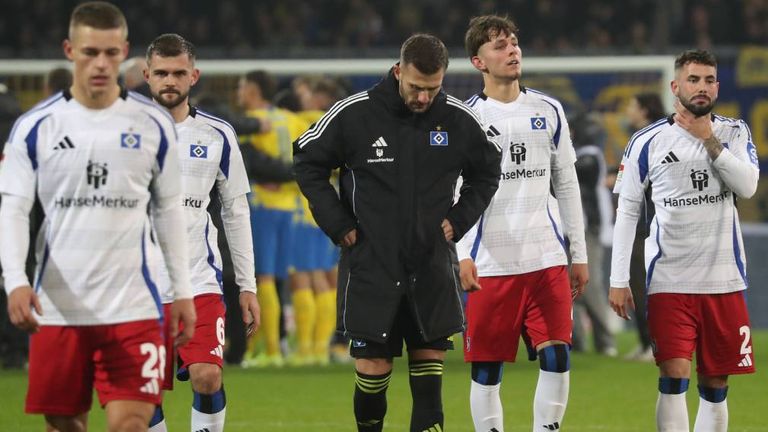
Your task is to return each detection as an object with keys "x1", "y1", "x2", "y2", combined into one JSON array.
[
  {"x1": 611, "y1": 114, "x2": 759, "y2": 295},
  {"x1": 0, "y1": 90, "x2": 185, "y2": 325},
  {"x1": 155, "y1": 108, "x2": 253, "y2": 303},
  {"x1": 457, "y1": 88, "x2": 587, "y2": 276}
]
